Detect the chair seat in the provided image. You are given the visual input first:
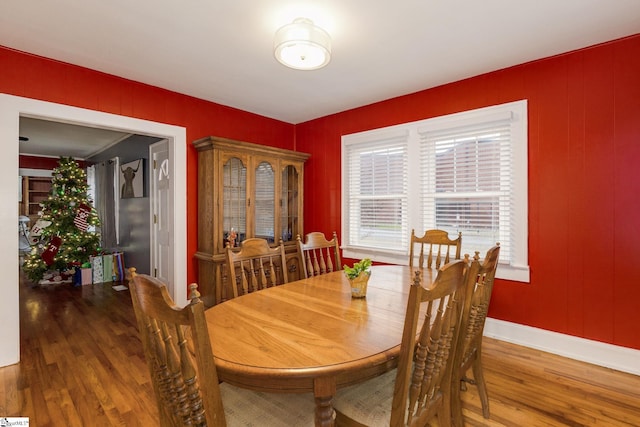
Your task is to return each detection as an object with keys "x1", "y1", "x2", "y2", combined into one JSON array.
[
  {"x1": 333, "y1": 369, "x2": 397, "y2": 426},
  {"x1": 221, "y1": 383, "x2": 316, "y2": 426}
]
